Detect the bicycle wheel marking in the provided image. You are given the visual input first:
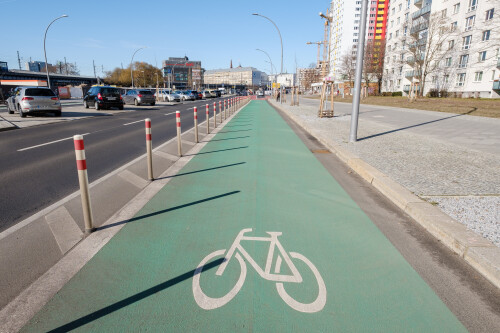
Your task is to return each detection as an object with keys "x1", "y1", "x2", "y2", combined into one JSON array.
[{"x1": 192, "y1": 228, "x2": 327, "y2": 313}]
